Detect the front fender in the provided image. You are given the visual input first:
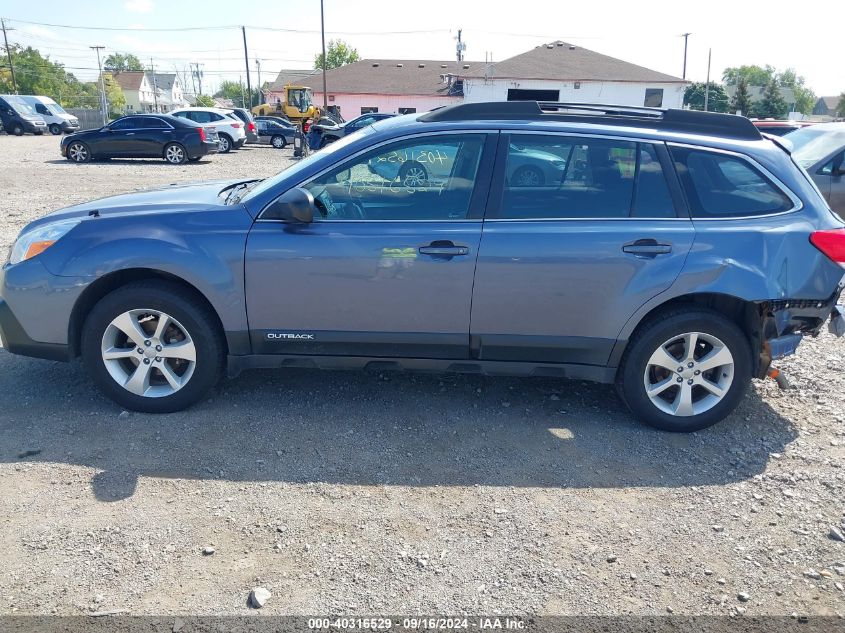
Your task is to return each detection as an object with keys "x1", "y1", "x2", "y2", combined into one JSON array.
[{"x1": 40, "y1": 208, "x2": 254, "y2": 336}]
